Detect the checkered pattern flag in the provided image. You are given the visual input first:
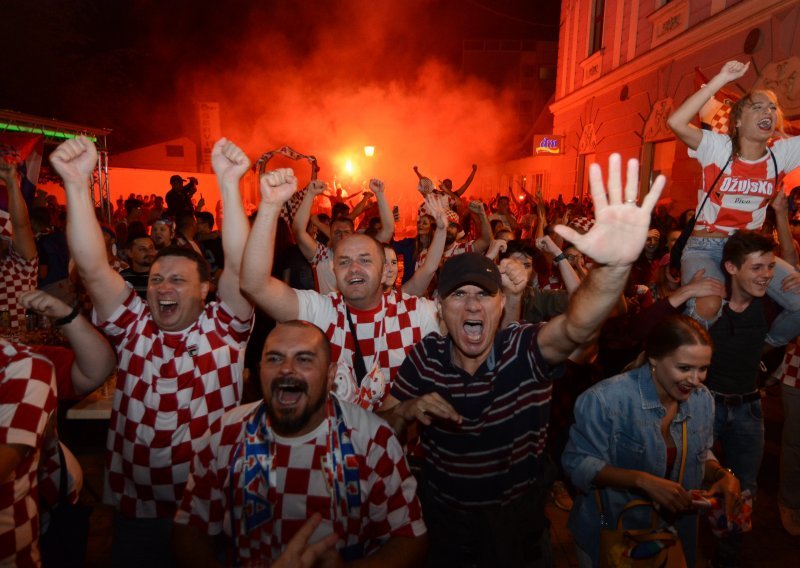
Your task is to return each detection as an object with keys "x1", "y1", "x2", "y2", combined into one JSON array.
[
  {"x1": 280, "y1": 188, "x2": 306, "y2": 225},
  {"x1": 254, "y1": 145, "x2": 319, "y2": 225},
  {"x1": 695, "y1": 68, "x2": 739, "y2": 134}
]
